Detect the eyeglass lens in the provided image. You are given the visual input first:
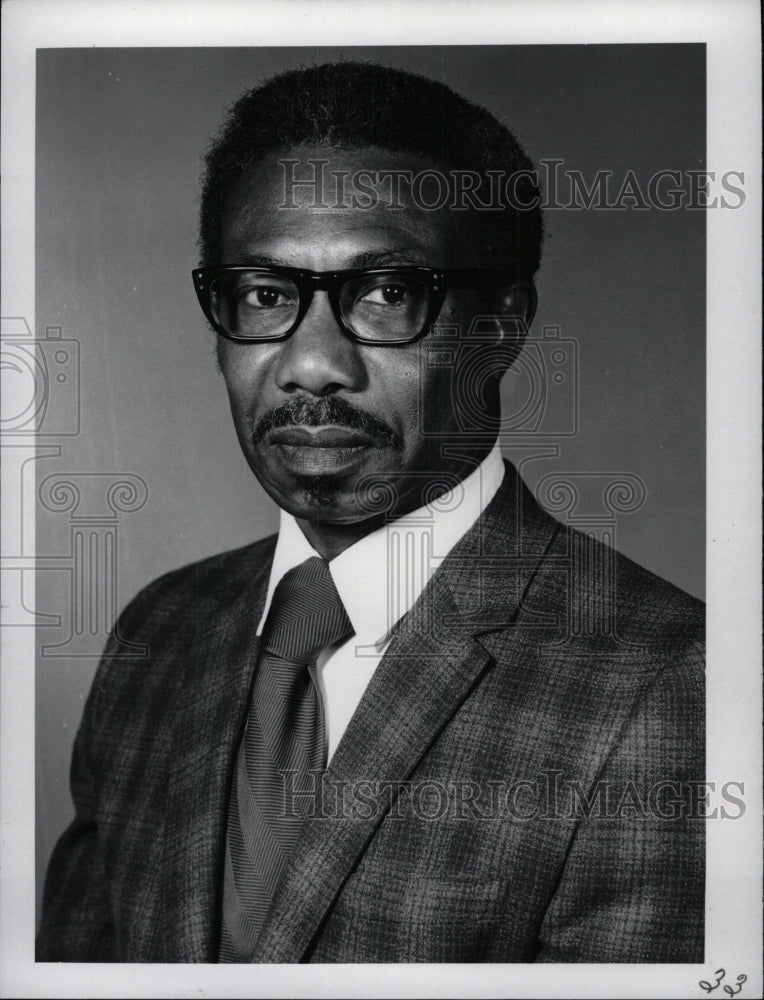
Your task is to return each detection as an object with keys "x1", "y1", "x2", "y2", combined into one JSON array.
[{"x1": 211, "y1": 272, "x2": 299, "y2": 340}]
